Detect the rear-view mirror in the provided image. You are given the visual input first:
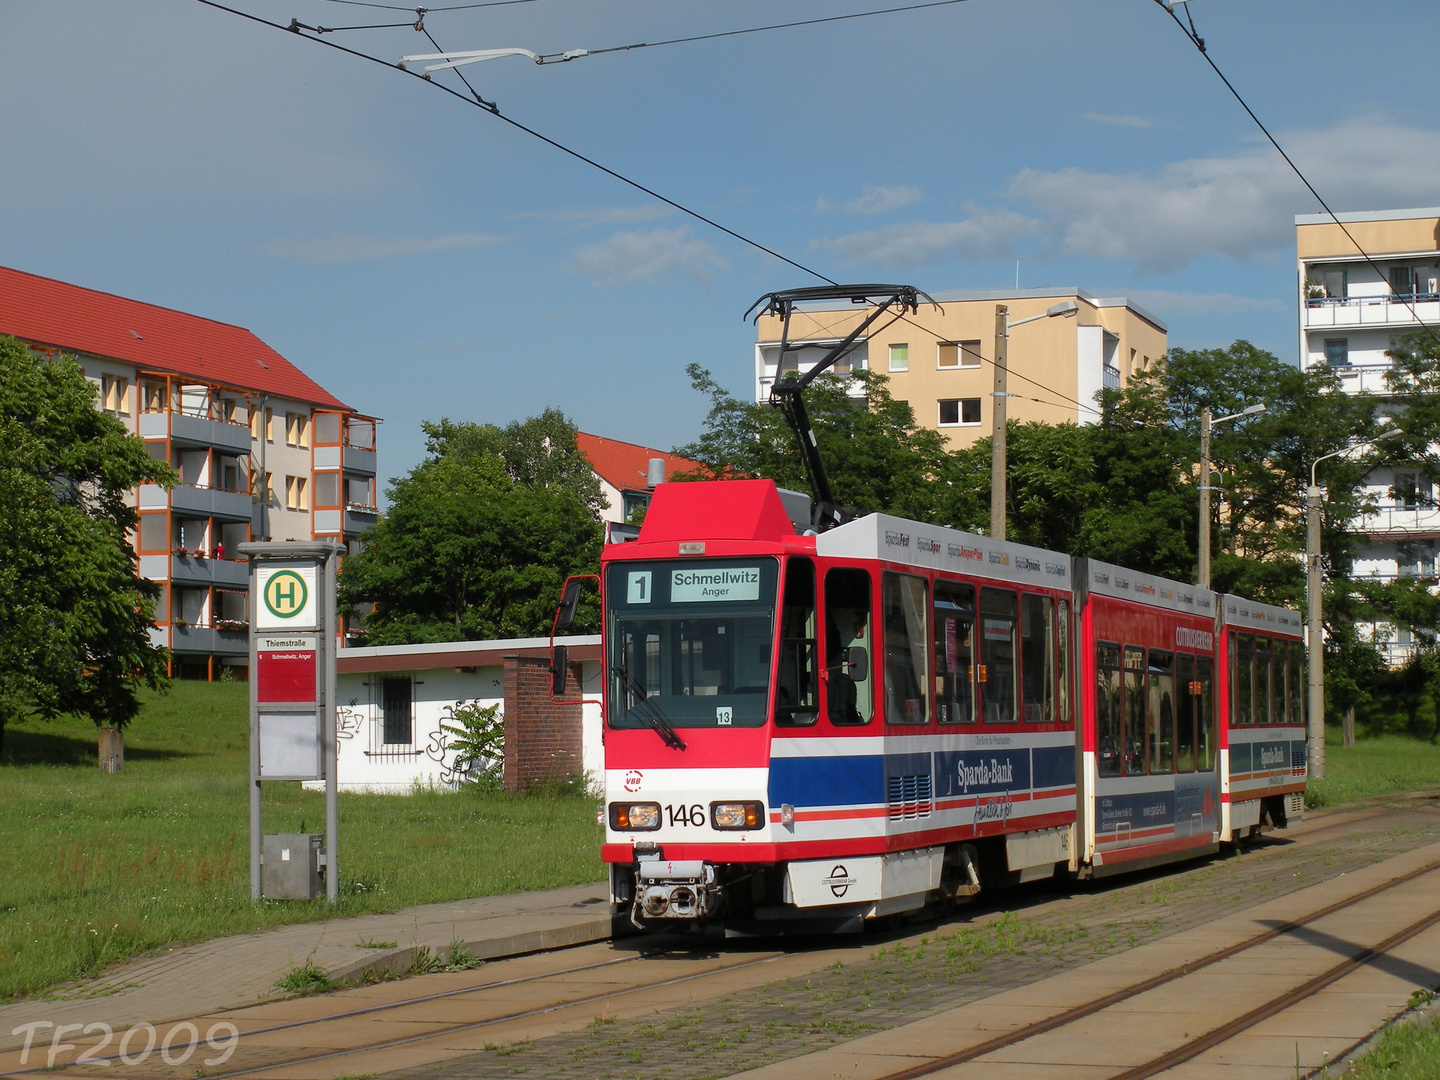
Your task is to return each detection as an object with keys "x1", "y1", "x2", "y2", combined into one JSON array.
[
  {"x1": 847, "y1": 646, "x2": 868, "y2": 682},
  {"x1": 555, "y1": 578, "x2": 584, "y2": 630},
  {"x1": 551, "y1": 644, "x2": 569, "y2": 696}
]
